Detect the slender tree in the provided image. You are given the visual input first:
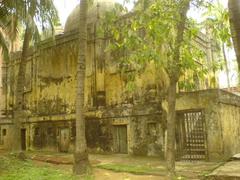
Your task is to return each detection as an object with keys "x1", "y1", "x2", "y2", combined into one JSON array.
[
  {"x1": 73, "y1": 0, "x2": 90, "y2": 175},
  {"x1": 228, "y1": 0, "x2": 240, "y2": 72},
  {"x1": 166, "y1": 0, "x2": 191, "y2": 176}
]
